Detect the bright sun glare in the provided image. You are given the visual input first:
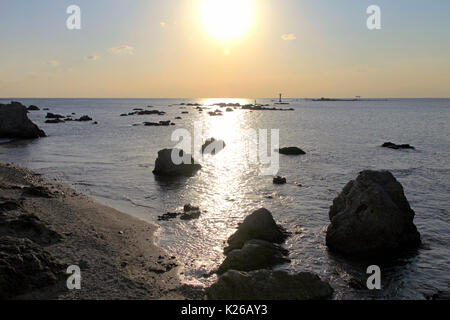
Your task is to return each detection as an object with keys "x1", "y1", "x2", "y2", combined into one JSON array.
[{"x1": 201, "y1": 0, "x2": 252, "y2": 40}]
